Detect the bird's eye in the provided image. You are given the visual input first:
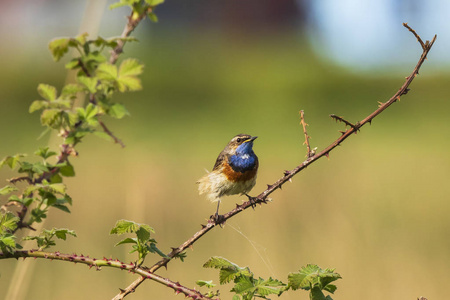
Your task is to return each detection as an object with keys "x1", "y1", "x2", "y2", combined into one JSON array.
[{"x1": 236, "y1": 138, "x2": 242, "y2": 143}]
